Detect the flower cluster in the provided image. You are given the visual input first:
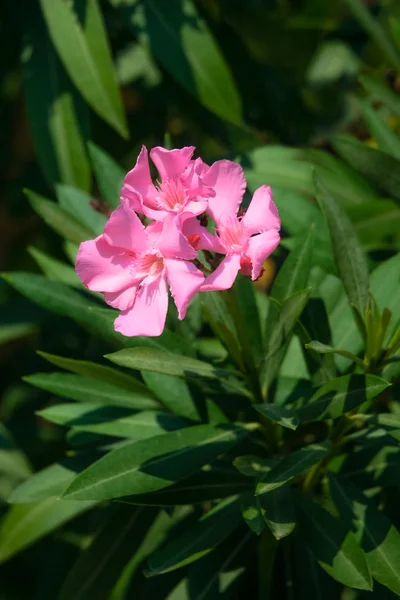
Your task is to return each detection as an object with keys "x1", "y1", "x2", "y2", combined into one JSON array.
[{"x1": 76, "y1": 146, "x2": 281, "y2": 336}]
